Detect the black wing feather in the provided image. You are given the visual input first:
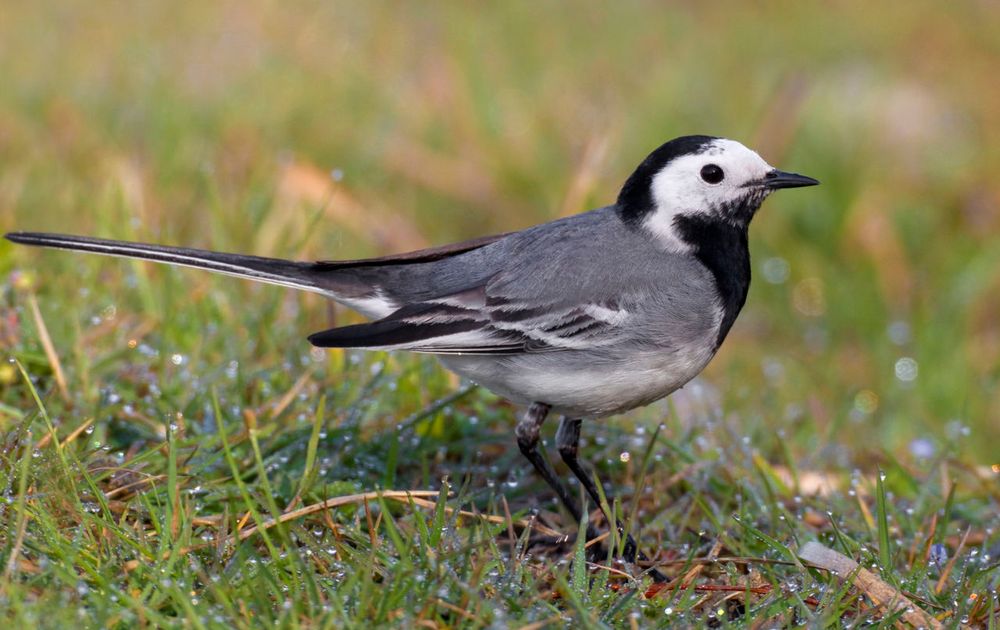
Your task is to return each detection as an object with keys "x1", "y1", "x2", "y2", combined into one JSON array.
[
  {"x1": 307, "y1": 319, "x2": 483, "y2": 349},
  {"x1": 307, "y1": 293, "x2": 629, "y2": 355}
]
